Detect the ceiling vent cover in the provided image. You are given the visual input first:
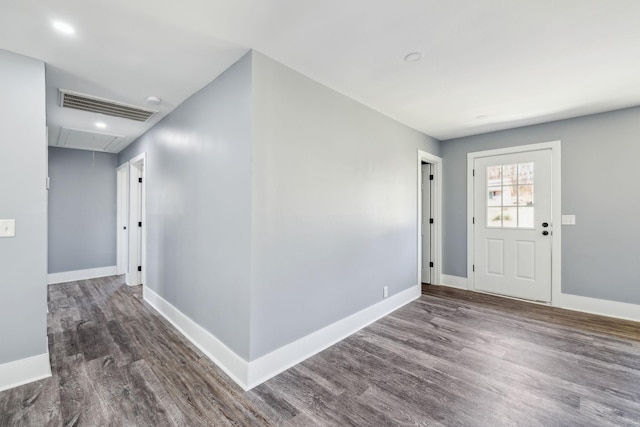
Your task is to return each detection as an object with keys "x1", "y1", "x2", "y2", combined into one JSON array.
[{"x1": 59, "y1": 90, "x2": 158, "y2": 122}]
